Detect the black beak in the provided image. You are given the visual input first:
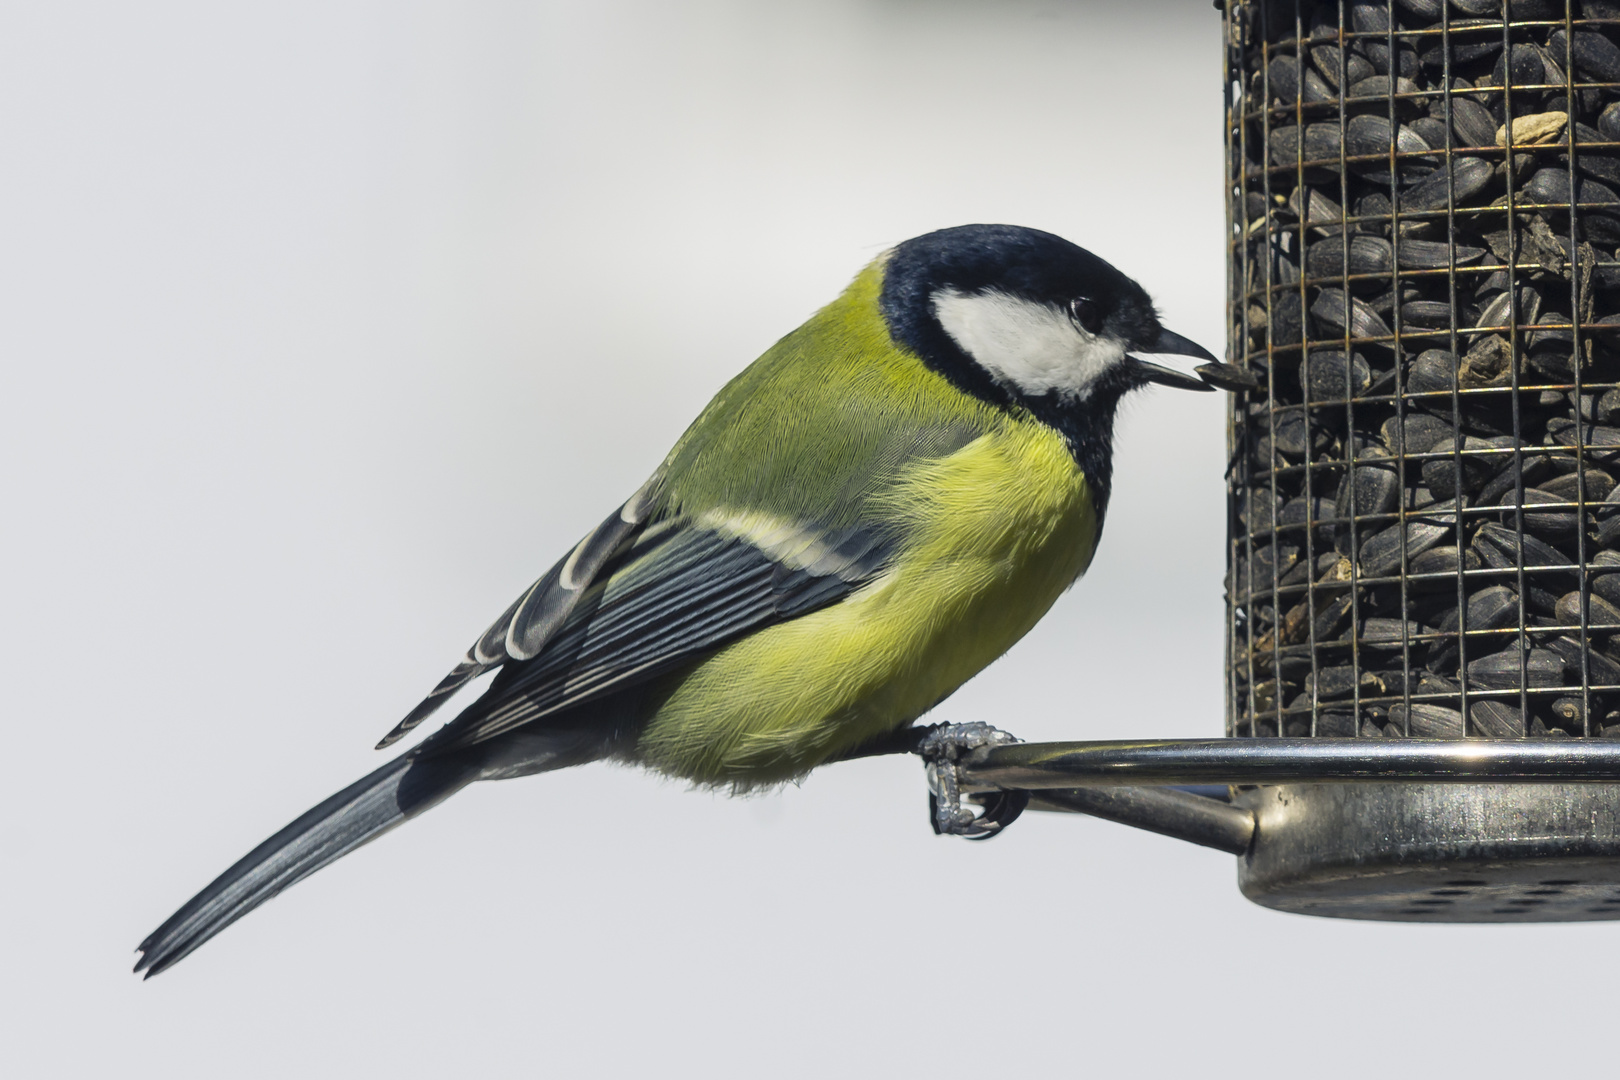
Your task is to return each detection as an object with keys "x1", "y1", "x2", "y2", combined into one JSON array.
[{"x1": 1126, "y1": 327, "x2": 1219, "y2": 392}]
